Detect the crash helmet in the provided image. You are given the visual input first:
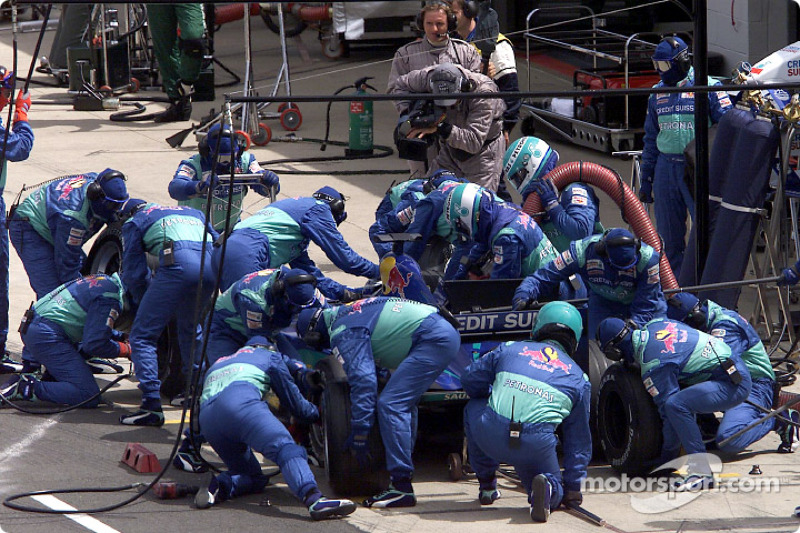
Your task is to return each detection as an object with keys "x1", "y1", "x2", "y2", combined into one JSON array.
[
  {"x1": 502, "y1": 136, "x2": 559, "y2": 198},
  {"x1": 200, "y1": 123, "x2": 244, "y2": 168},
  {"x1": 596, "y1": 317, "x2": 636, "y2": 362},
  {"x1": 666, "y1": 292, "x2": 708, "y2": 330},
  {"x1": 652, "y1": 36, "x2": 691, "y2": 86},
  {"x1": 445, "y1": 182, "x2": 484, "y2": 239},
  {"x1": 530, "y1": 301, "x2": 583, "y2": 357},
  {"x1": 0, "y1": 65, "x2": 13, "y2": 93}
]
